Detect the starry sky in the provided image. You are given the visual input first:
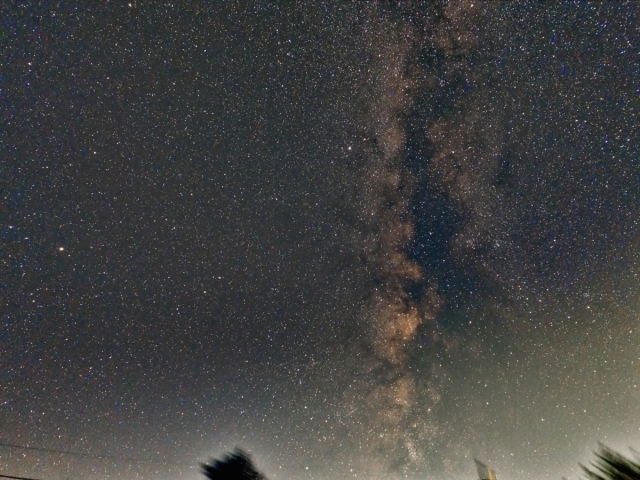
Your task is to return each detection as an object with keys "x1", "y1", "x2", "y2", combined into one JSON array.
[{"x1": 2, "y1": 2, "x2": 640, "y2": 480}]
